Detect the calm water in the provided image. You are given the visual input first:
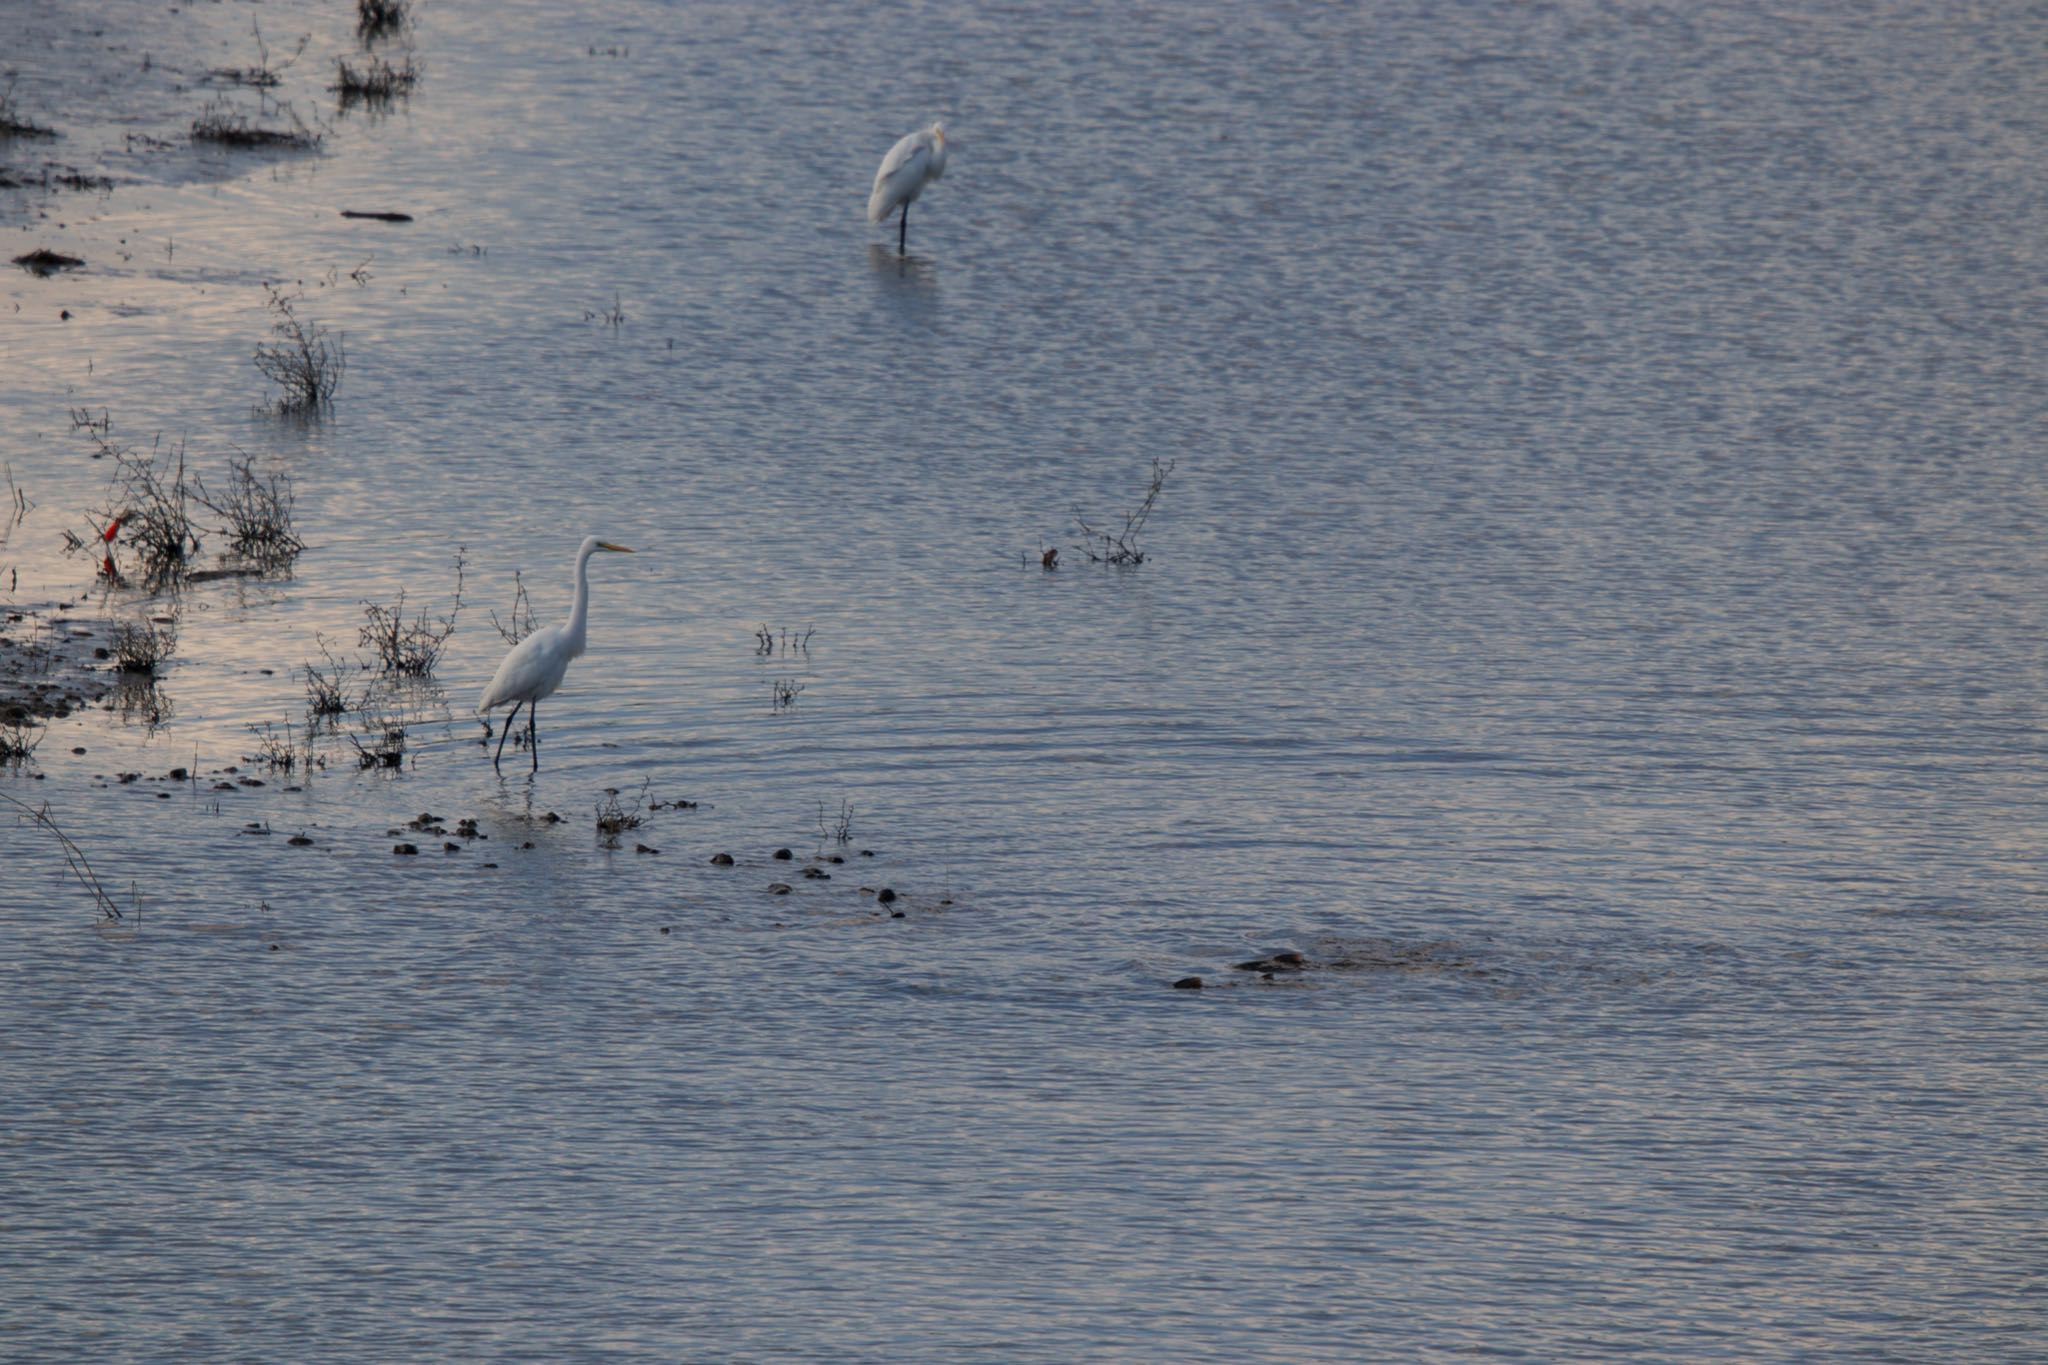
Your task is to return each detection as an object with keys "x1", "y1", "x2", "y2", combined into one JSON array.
[{"x1": 3, "y1": 1, "x2": 2044, "y2": 1359}]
